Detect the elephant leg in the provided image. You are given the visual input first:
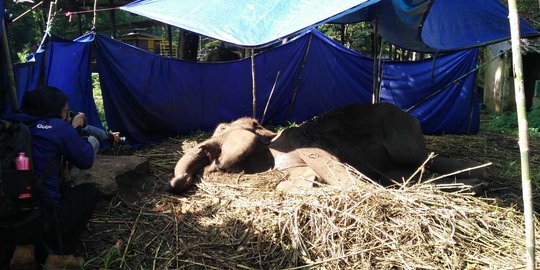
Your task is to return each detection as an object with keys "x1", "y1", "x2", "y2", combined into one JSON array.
[
  {"x1": 428, "y1": 176, "x2": 488, "y2": 194},
  {"x1": 276, "y1": 167, "x2": 318, "y2": 192},
  {"x1": 295, "y1": 147, "x2": 356, "y2": 187},
  {"x1": 428, "y1": 156, "x2": 487, "y2": 179}
]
